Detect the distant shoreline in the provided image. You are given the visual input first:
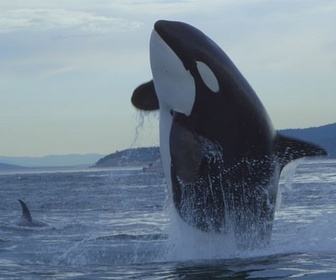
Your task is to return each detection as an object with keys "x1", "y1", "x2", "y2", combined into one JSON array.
[{"x1": 1, "y1": 123, "x2": 335, "y2": 169}]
